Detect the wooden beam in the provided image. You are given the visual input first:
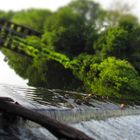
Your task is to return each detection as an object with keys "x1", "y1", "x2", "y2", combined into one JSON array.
[{"x1": 0, "y1": 100, "x2": 94, "y2": 140}]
